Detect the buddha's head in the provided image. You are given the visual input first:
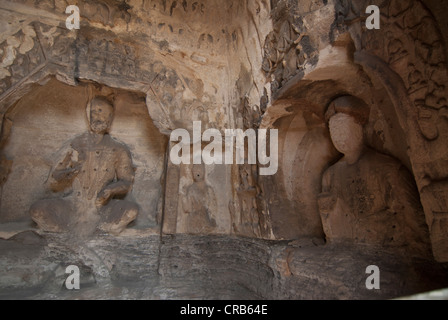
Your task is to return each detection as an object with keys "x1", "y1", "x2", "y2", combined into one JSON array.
[
  {"x1": 325, "y1": 96, "x2": 370, "y2": 163},
  {"x1": 89, "y1": 96, "x2": 115, "y2": 134}
]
